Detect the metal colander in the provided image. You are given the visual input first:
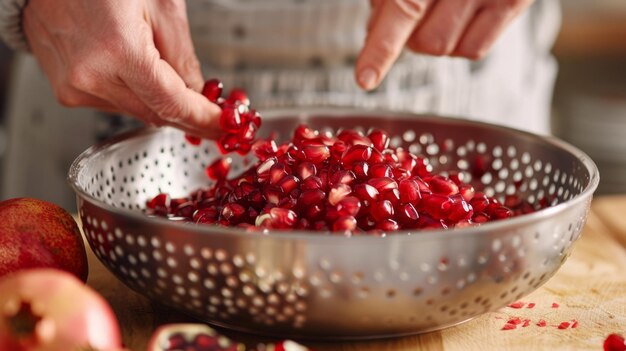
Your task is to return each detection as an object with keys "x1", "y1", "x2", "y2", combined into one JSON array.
[{"x1": 68, "y1": 108, "x2": 599, "y2": 339}]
